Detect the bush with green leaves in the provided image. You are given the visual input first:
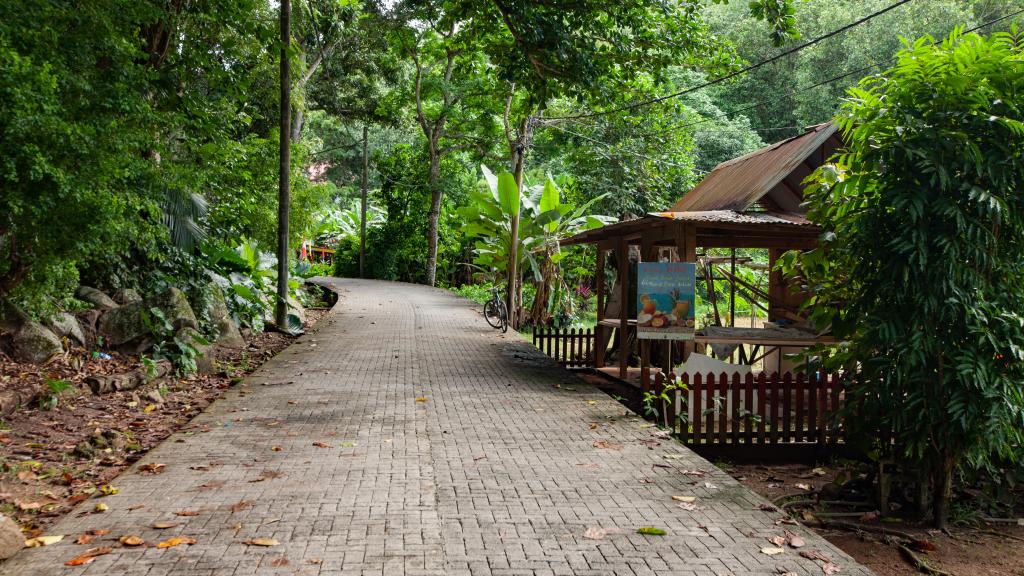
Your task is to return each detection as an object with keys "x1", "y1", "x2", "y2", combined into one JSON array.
[{"x1": 787, "y1": 29, "x2": 1024, "y2": 528}]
